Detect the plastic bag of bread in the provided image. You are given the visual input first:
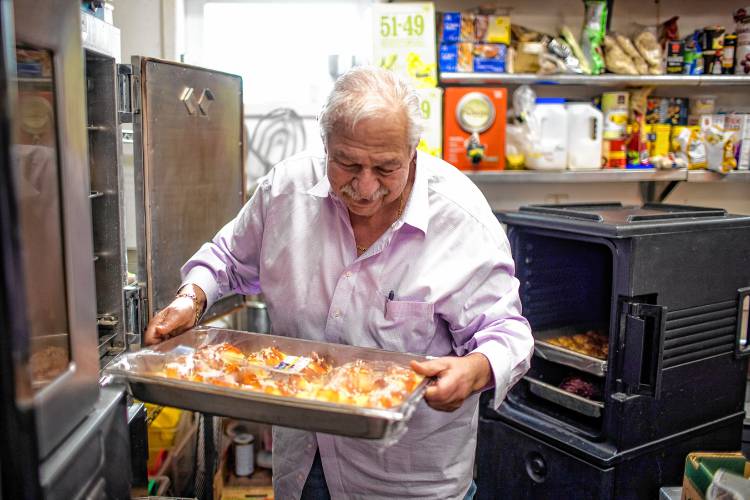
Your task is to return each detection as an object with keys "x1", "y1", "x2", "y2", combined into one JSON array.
[
  {"x1": 615, "y1": 34, "x2": 649, "y2": 74},
  {"x1": 604, "y1": 35, "x2": 638, "y2": 74},
  {"x1": 634, "y1": 30, "x2": 661, "y2": 67}
]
